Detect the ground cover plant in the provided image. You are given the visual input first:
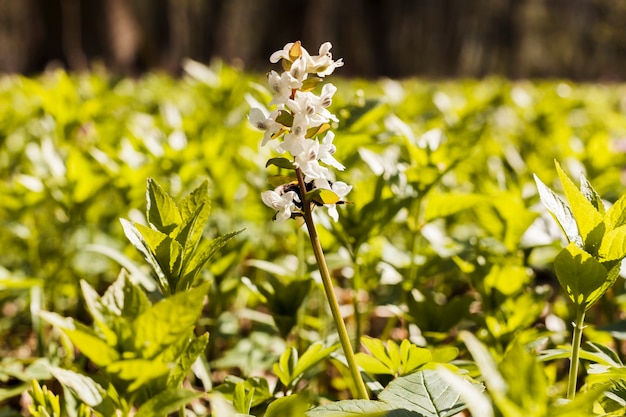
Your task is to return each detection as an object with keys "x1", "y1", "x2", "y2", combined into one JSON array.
[{"x1": 3, "y1": 41, "x2": 626, "y2": 416}]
